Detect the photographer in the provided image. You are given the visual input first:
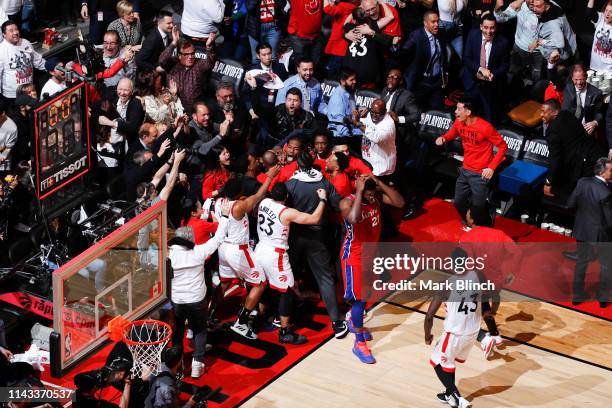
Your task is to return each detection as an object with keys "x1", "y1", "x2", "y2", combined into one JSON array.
[
  {"x1": 73, "y1": 358, "x2": 133, "y2": 408},
  {"x1": 168, "y1": 198, "x2": 230, "y2": 378},
  {"x1": 144, "y1": 346, "x2": 196, "y2": 408}
]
